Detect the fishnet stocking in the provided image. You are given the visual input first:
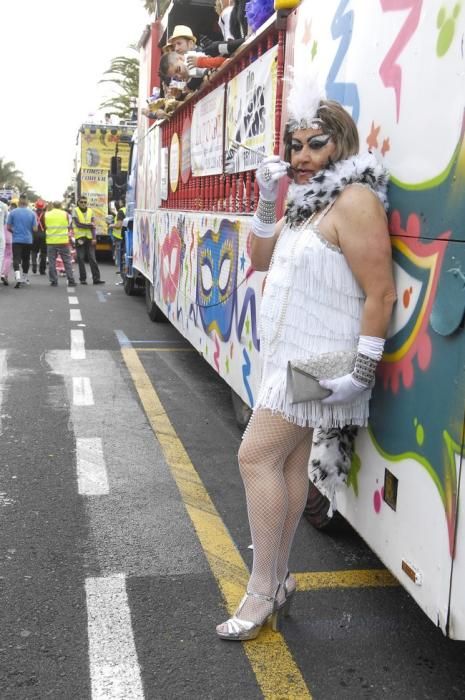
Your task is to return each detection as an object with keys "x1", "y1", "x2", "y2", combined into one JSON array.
[
  {"x1": 276, "y1": 431, "x2": 312, "y2": 595},
  {"x1": 231, "y1": 409, "x2": 311, "y2": 624}
]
